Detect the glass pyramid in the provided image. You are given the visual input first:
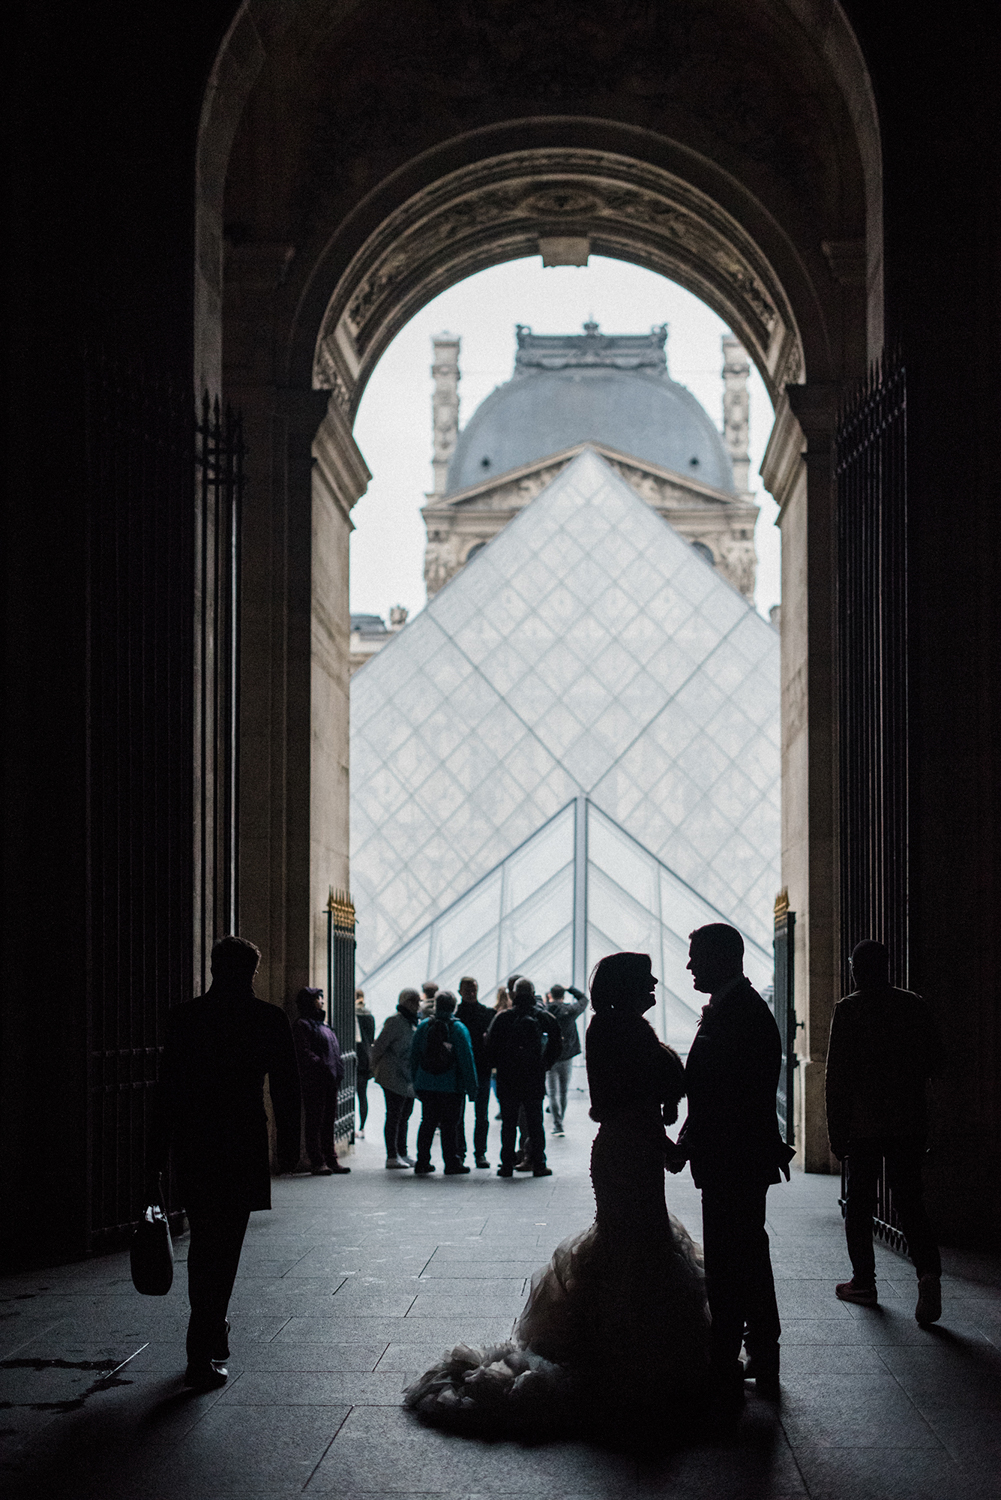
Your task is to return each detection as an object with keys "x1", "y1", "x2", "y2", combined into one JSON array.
[{"x1": 351, "y1": 448, "x2": 780, "y2": 1039}]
